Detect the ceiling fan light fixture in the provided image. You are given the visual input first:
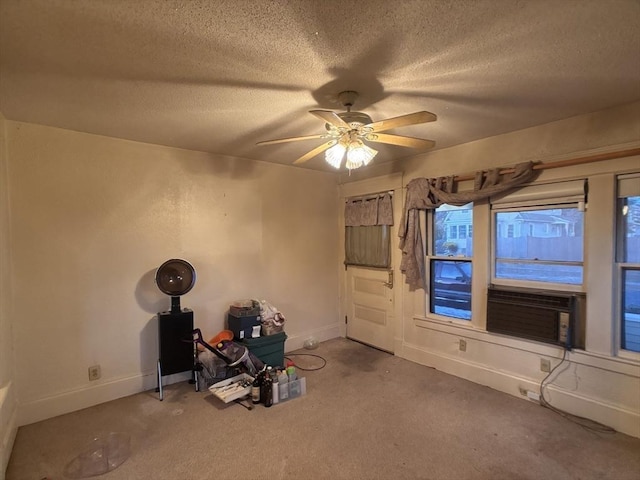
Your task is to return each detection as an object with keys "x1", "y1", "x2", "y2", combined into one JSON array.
[
  {"x1": 345, "y1": 140, "x2": 377, "y2": 169},
  {"x1": 325, "y1": 142, "x2": 346, "y2": 169},
  {"x1": 257, "y1": 90, "x2": 436, "y2": 169}
]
